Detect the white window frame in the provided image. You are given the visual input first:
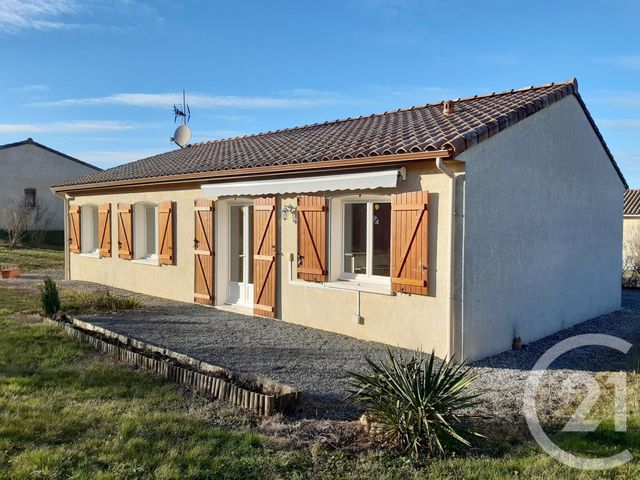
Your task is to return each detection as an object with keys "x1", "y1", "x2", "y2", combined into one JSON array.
[
  {"x1": 133, "y1": 202, "x2": 159, "y2": 264},
  {"x1": 80, "y1": 204, "x2": 99, "y2": 257},
  {"x1": 226, "y1": 201, "x2": 254, "y2": 307},
  {"x1": 331, "y1": 195, "x2": 391, "y2": 286}
]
